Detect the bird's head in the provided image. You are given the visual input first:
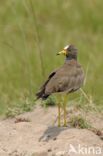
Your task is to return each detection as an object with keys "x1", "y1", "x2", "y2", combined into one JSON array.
[{"x1": 57, "y1": 44, "x2": 78, "y2": 60}]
